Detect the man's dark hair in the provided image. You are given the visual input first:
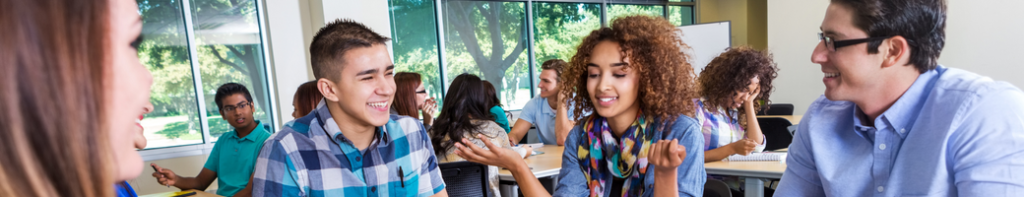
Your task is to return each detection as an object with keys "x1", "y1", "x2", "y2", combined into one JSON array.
[
  {"x1": 541, "y1": 59, "x2": 567, "y2": 81},
  {"x1": 832, "y1": 0, "x2": 946, "y2": 73},
  {"x1": 215, "y1": 83, "x2": 253, "y2": 111},
  {"x1": 309, "y1": 19, "x2": 391, "y2": 81}
]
